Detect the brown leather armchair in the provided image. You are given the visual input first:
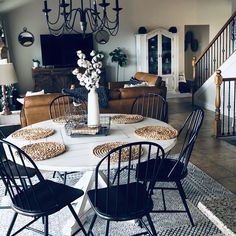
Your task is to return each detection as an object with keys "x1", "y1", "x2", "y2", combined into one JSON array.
[
  {"x1": 99, "y1": 72, "x2": 166, "y2": 114},
  {"x1": 20, "y1": 93, "x2": 62, "y2": 127}
]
